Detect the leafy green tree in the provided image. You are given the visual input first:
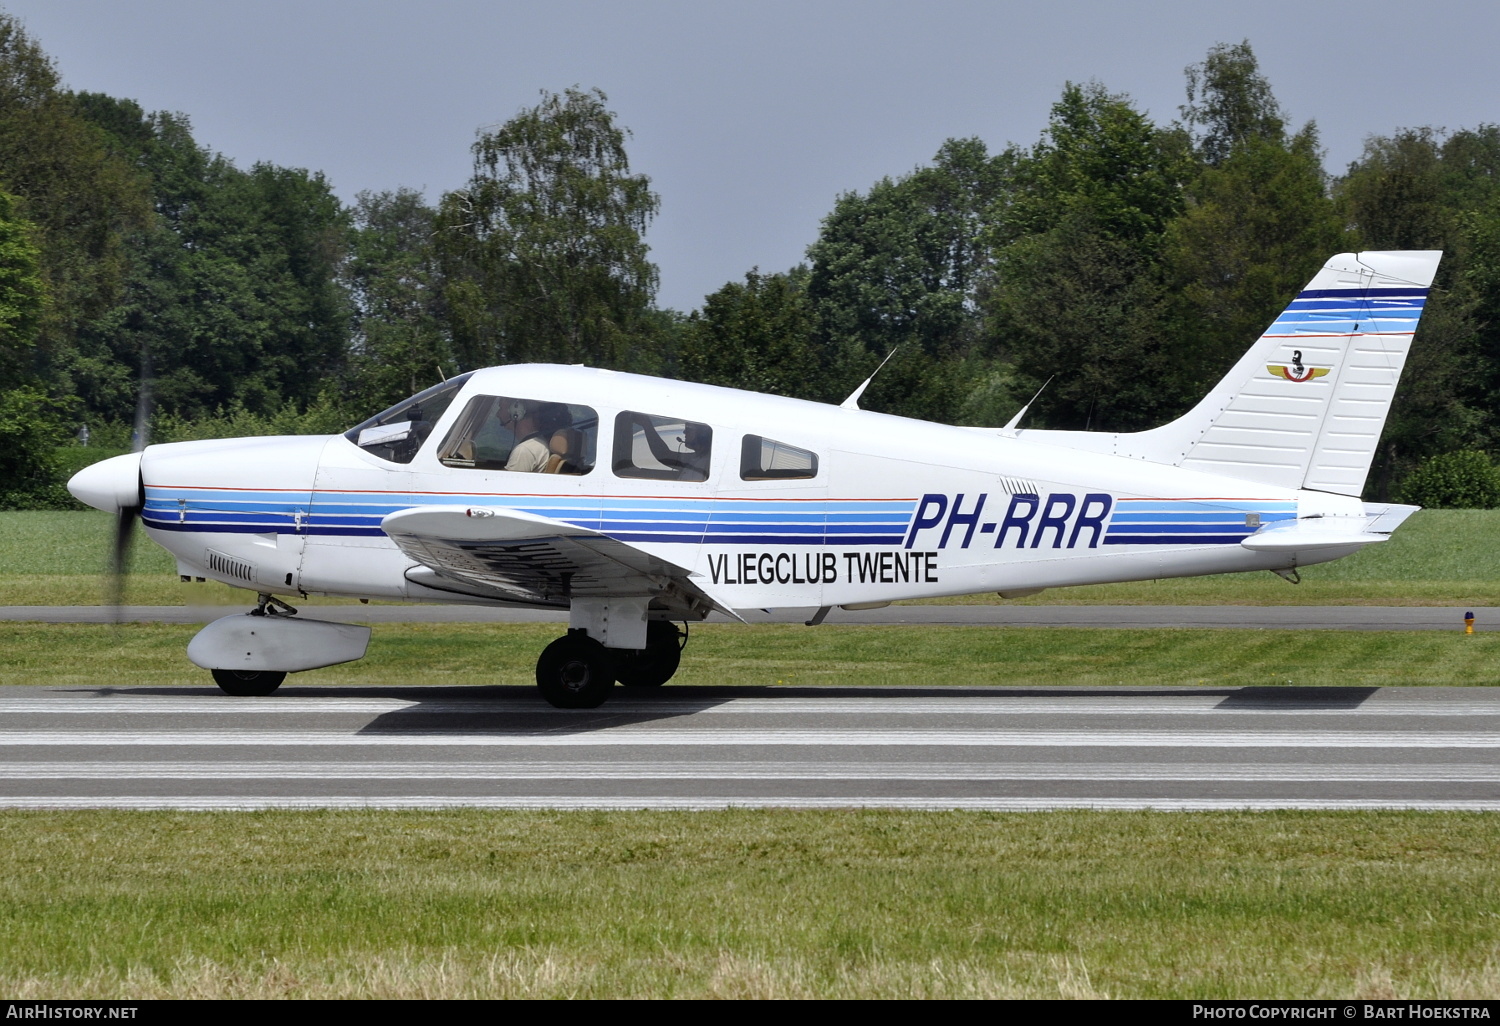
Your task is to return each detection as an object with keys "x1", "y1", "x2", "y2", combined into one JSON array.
[
  {"x1": 1180, "y1": 40, "x2": 1285, "y2": 167},
  {"x1": 1165, "y1": 43, "x2": 1350, "y2": 394},
  {"x1": 1338, "y1": 128, "x2": 1450, "y2": 250},
  {"x1": 1337, "y1": 126, "x2": 1500, "y2": 495},
  {"x1": 0, "y1": 15, "x2": 150, "y2": 385},
  {"x1": 0, "y1": 385, "x2": 67, "y2": 508},
  {"x1": 345, "y1": 188, "x2": 454, "y2": 410},
  {"x1": 805, "y1": 138, "x2": 1012, "y2": 420},
  {"x1": 437, "y1": 88, "x2": 659, "y2": 373},
  {"x1": 0, "y1": 188, "x2": 56, "y2": 508},
  {"x1": 1397, "y1": 450, "x2": 1500, "y2": 508},
  {"x1": 997, "y1": 83, "x2": 1188, "y2": 254},
  {"x1": 71, "y1": 96, "x2": 352, "y2": 421},
  {"x1": 986, "y1": 83, "x2": 1191, "y2": 431},
  {"x1": 989, "y1": 213, "x2": 1180, "y2": 430},
  {"x1": 1163, "y1": 131, "x2": 1348, "y2": 386},
  {"x1": 0, "y1": 187, "x2": 43, "y2": 386},
  {"x1": 679, "y1": 267, "x2": 823, "y2": 399}
]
